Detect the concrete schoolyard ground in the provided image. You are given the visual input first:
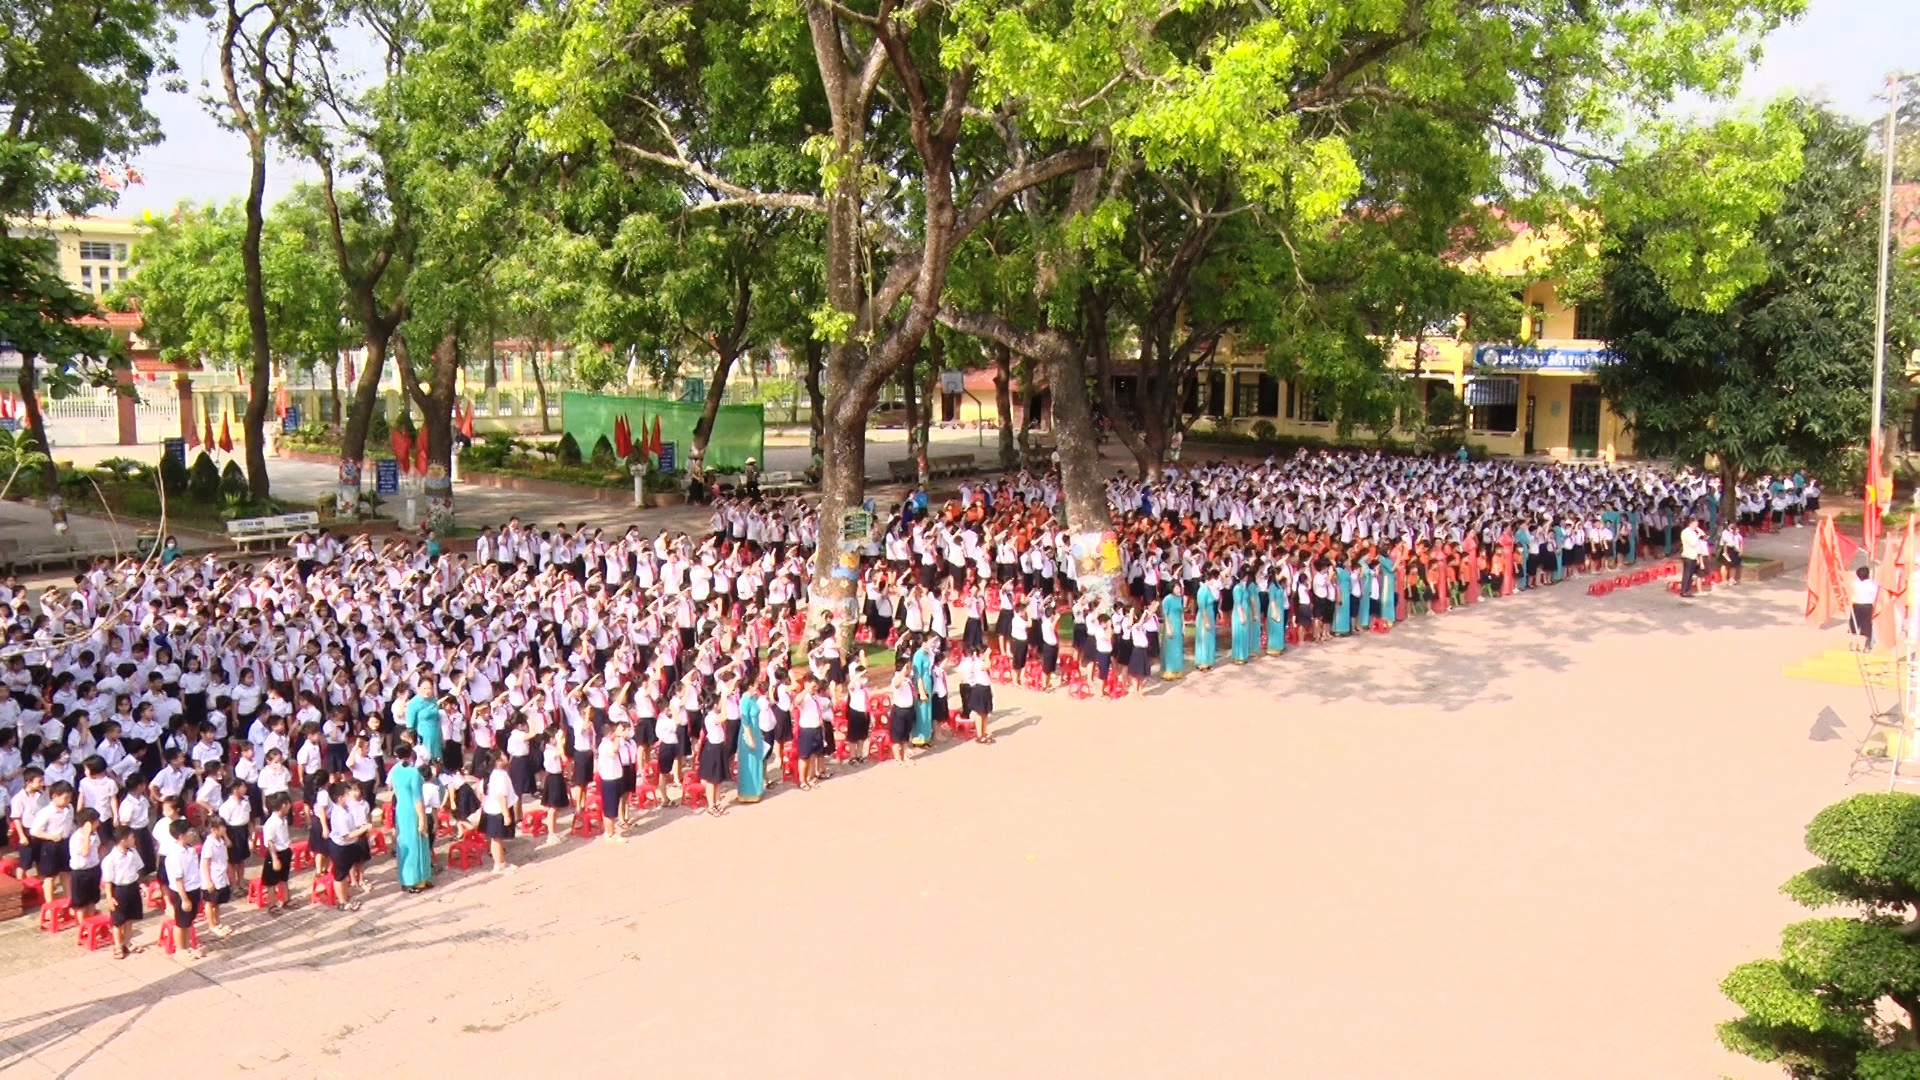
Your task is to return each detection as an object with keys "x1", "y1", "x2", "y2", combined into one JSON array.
[{"x1": 0, "y1": 522, "x2": 1887, "y2": 1079}]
